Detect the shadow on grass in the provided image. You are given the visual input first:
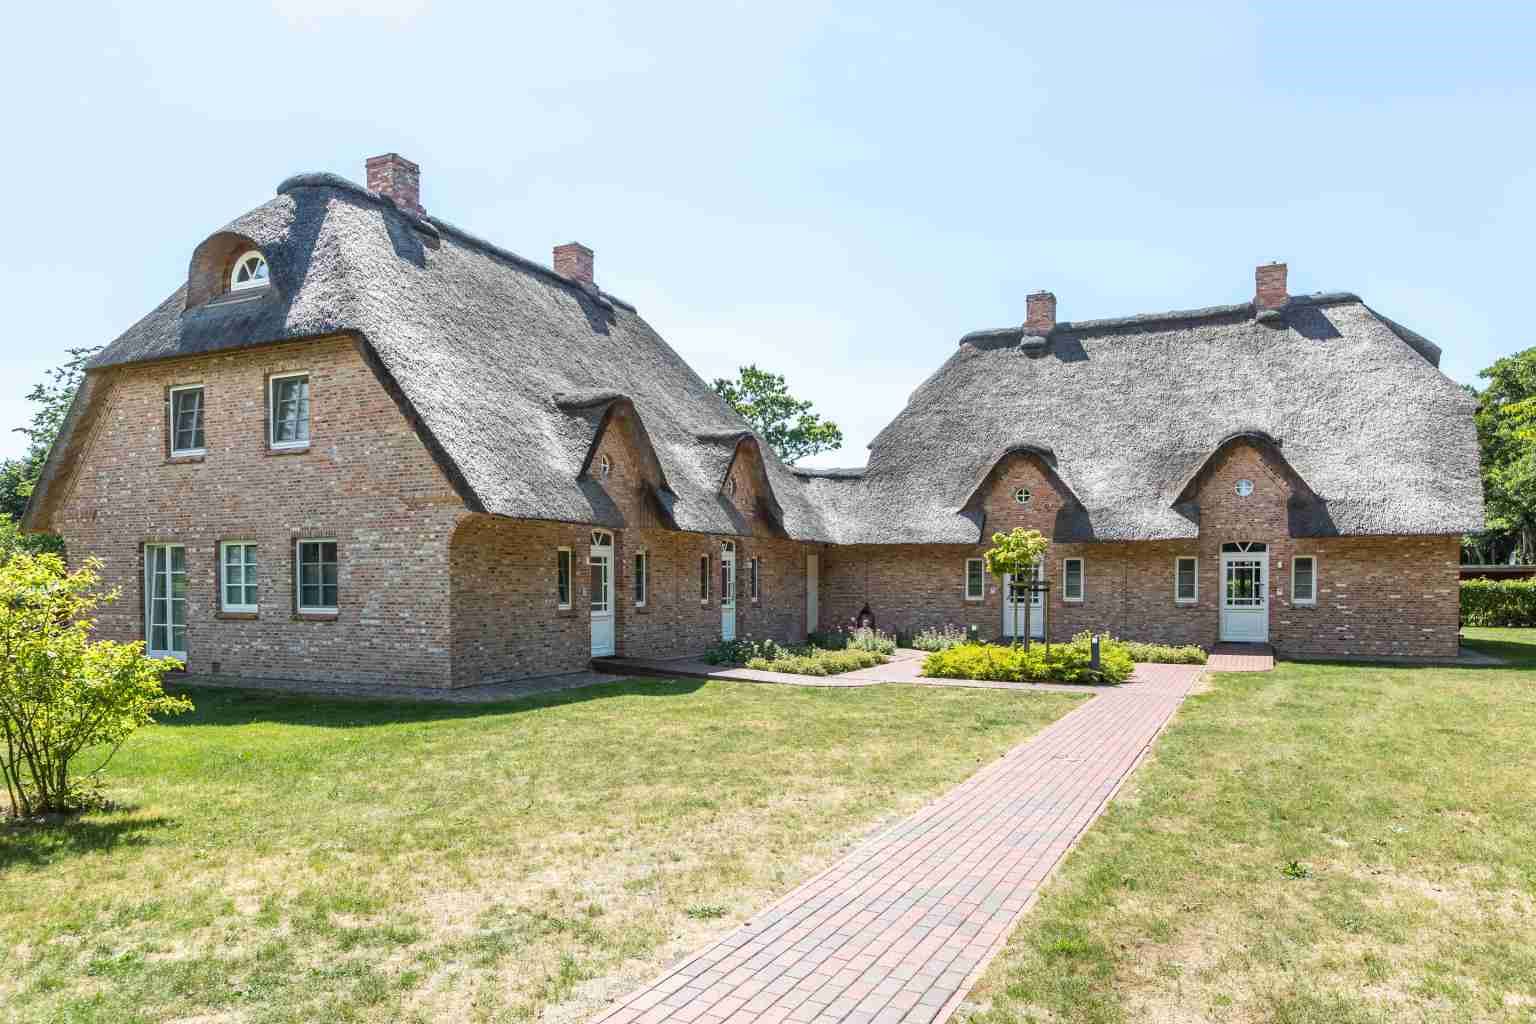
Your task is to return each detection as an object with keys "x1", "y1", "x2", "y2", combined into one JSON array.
[
  {"x1": 0, "y1": 814, "x2": 175, "y2": 870},
  {"x1": 159, "y1": 677, "x2": 709, "y2": 730}
]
